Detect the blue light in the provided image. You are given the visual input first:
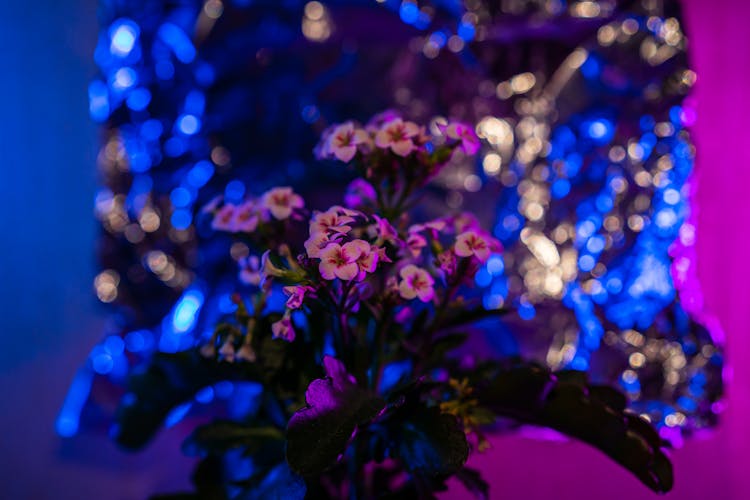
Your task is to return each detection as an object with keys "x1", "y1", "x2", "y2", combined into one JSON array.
[
  {"x1": 225, "y1": 180, "x2": 246, "y2": 203},
  {"x1": 158, "y1": 23, "x2": 196, "y2": 63},
  {"x1": 140, "y1": 119, "x2": 163, "y2": 140},
  {"x1": 586, "y1": 235, "x2": 605, "y2": 253},
  {"x1": 177, "y1": 114, "x2": 201, "y2": 135},
  {"x1": 655, "y1": 208, "x2": 677, "y2": 229},
  {"x1": 215, "y1": 381, "x2": 234, "y2": 399},
  {"x1": 551, "y1": 179, "x2": 571, "y2": 198},
  {"x1": 112, "y1": 67, "x2": 137, "y2": 90},
  {"x1": 663, "y1": 188, "x2": 680, "y2": 205},
  {"x1": 578, "y1": 254, "x2": 596, "y2": 272},
  {"x1": 301, "y1": 105, "x2": 319, "y2": 123},
  {"x1": 475, "y1": 268, "x2": 492, "y2": 287},
  {"x1": 88, "y1": 80, "x2": 109, "y2": 122},
  {"x1": 587, "y1": 120, "x2": 608, "y2": 139},
  {"x1": 570, "y1": 356, "x2": 589, "y2": 371},
  {"x1": 56, "y1": 367, "x2": 94, "y2": 437},
  {"x1": 518, "y1": 302, "x2": 536, "y2": 320},
  {"x1": 170, "y1": 187, "x2": 192, "y2": 207},
  {"x1": 109, "y1": 19, "x2": 139, "y2": 56},
  {"x1": 580, "y1": 55, "x2": 601, "y2": 79},
  {"x1": 91, "y1": 346, "x2": 114, "y2": 374},
  {"x1": 172, "y1": 289, "x2": 204, "y2": 333},
  {"x1": 195, "y1": 63, "x2": 216, "y2": 86},
  {"x1": 124, "y1": 329, "x2": 153, "y2": 352},
  {"x1": 164, "y1": 137, "x2": 186, "y2": 157},
  {"x1": 576, "y1": 219, "x2": 596, "y2": 240},
  {"x1": 457, "y1": 22, "x2": 476, "y2": 41},
  {"x1": 399, "y1": 2, "x2": 419, "y2": 24},
  {"x1": 171, "y1": 209, "x2": 192, "y2": 229},
  {"x1": 188, "y1": 160, "x2": 215, "y2": 187},
  {"x1": 195, "y1": 386, "x2": 215, "y2": 404},
  {"x1": 165, "y1": 402, "x2": 192, "y2": 427},
  {"x1": 486, "y1": 254, "x2": 504, "y2": 275},
  {"x1": 104, "y1": 335, "x2": 125, "y2": 356},
  {"x1": 184, "y1": 90, "x2": 206, "y2": 115},
  {"x1": 126, "y1": 88, "x2": 151, "y2": 111},
  {"x1": 155, "y1": 60, "x2": 175, "y2": 80}
]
